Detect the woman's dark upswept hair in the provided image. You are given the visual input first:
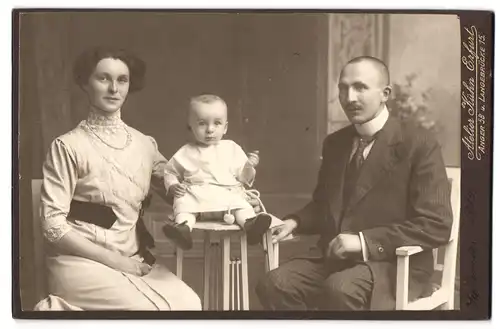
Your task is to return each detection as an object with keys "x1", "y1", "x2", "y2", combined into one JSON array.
[{"x1": 72, "y1": 46, "x2": 146, "y2": 93}]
